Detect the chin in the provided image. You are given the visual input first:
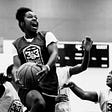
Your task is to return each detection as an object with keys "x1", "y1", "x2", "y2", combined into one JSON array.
[
  {"x1": 30, "y1": 30, "x2": 37, "y2": 34},
  {"x1": 107, "y1": 83, "x2": 112, "y2": 88}
]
